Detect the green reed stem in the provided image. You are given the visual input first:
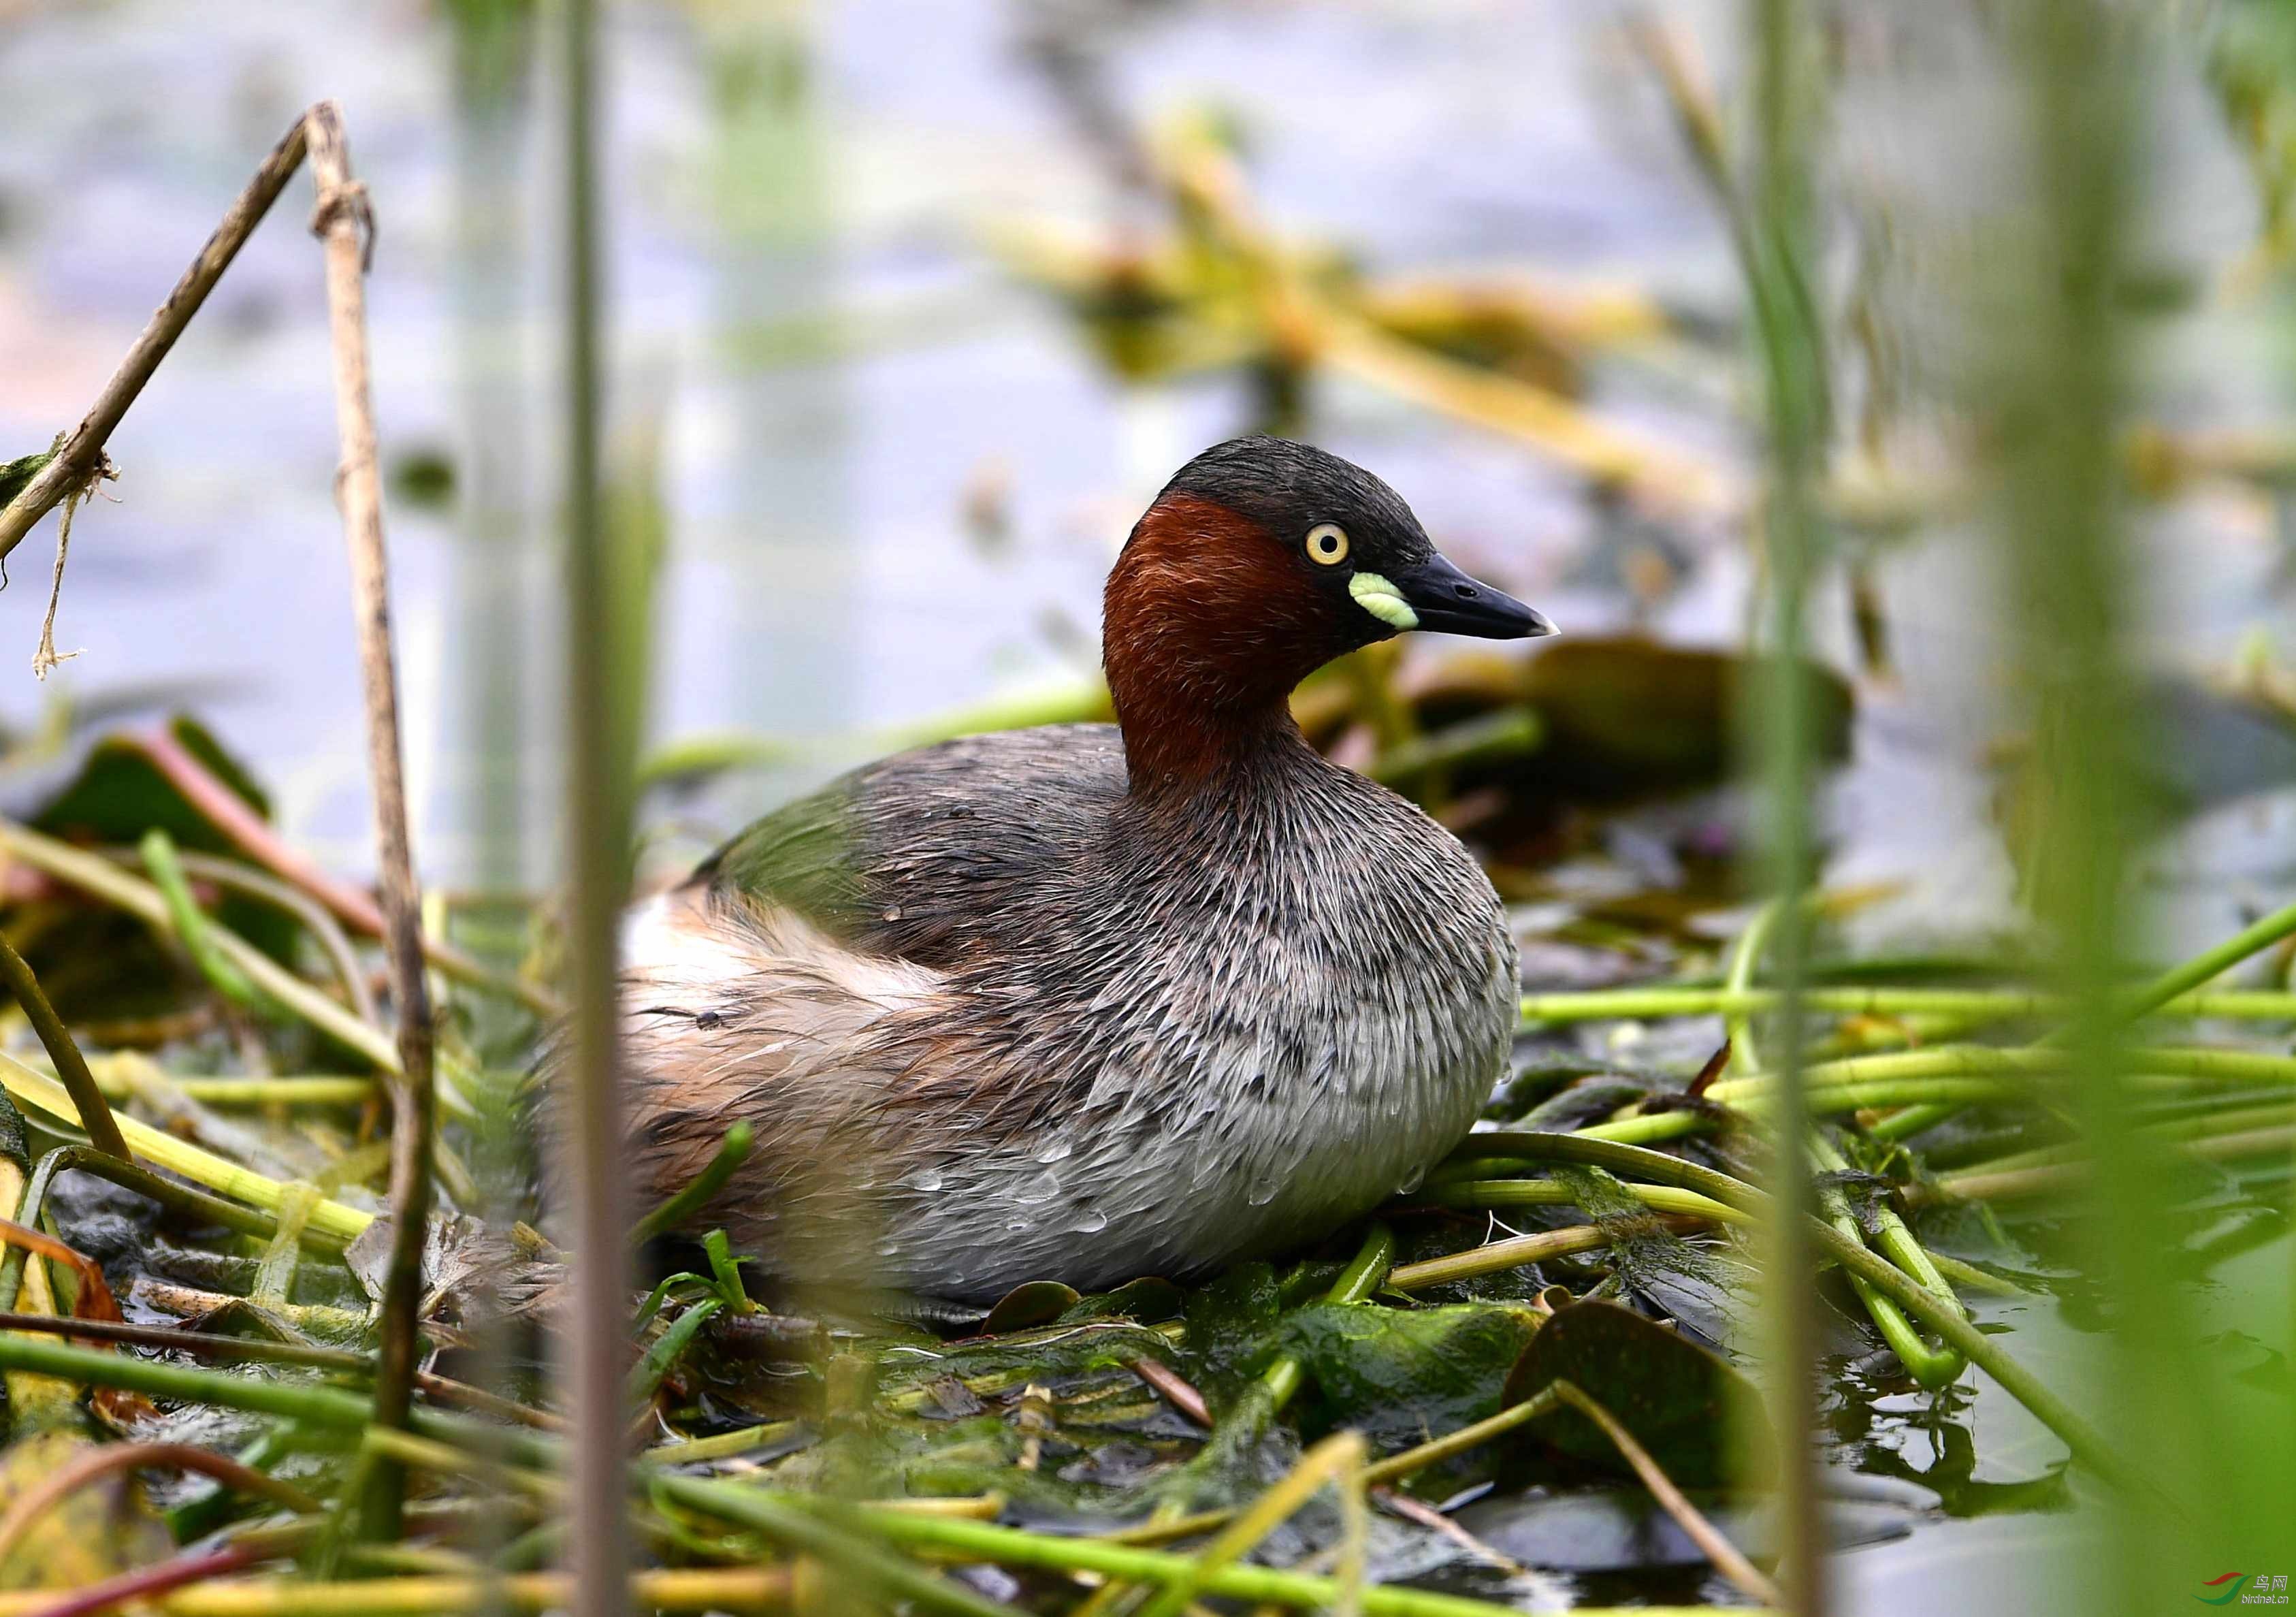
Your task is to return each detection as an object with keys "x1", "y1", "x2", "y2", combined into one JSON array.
[
  {"x1": 630, "y1": 1122, "x2": 754, "y2": 1247},
  {"x1": 141, "y1": 829, "x2": 271, "y2": 1015},
  {"x1": 2087, "y1": 898, "x2": 2296, "y2": 1036},
  {"x1": 1417, "y1": 1179, "x2": 1746, "y2": 1224},
  {"x1": 713, "y1": 1486, "x2": 1567, "y2": 1617},
  {"x1": 1521, "y1": 987, "x2": 2296, "y2": 1023},
  {"x1": 1456, "y1": 1132, "x2": 2135, "y2": 1487},
  {"x1": 645, "y1": 1478, "x2": 1026, "y2": 1617},
  {"x1": 1720, "y1": 897, "x2": 1784, "y2": 1074},
  {"x1": 1264, "y1": 1221, "x2": 1393, "y2": 1408},
  {"x1": 1808, "y1": 1131, "x2": 1964, "y2": 1390}
]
